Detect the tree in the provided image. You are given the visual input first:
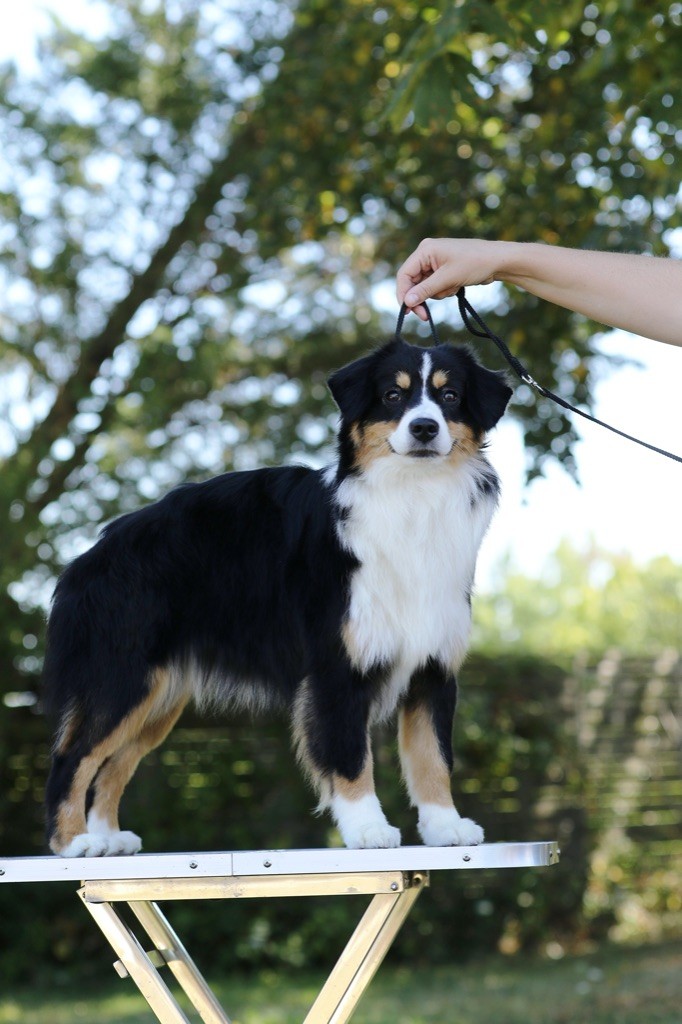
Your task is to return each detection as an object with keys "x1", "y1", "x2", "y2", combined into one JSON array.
[
  {"x1": 0, "y1": 0, "x2": 680, "y2": 694},
  {"x1": 473, "y1": 541, "x2": 682, "y2": 656}
]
